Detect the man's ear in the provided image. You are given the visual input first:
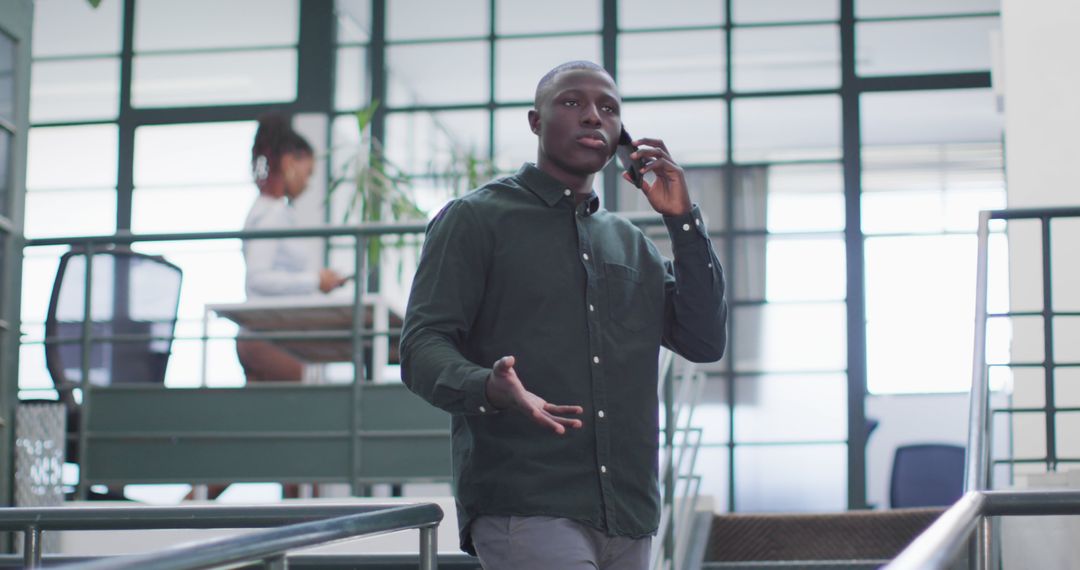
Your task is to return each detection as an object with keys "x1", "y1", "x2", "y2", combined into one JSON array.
[{"x1": 527, "y1": 109, "x2": 540, "y2": 135}]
